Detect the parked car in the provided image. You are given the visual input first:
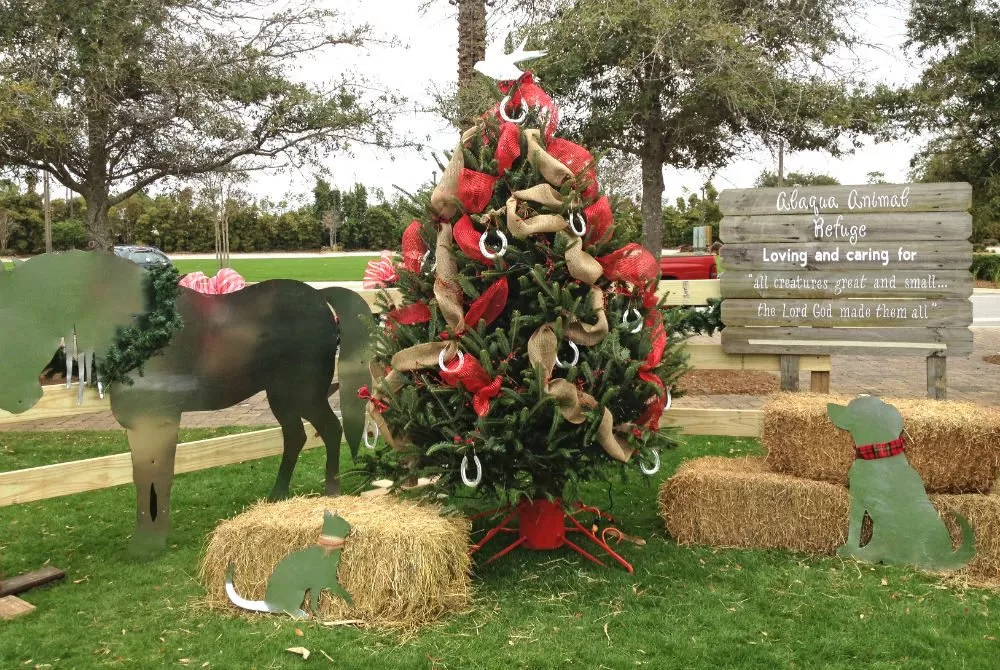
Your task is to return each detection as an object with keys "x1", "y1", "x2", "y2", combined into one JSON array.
[
  {"x1": 113, "y1": 245, "x2": 172, "y2": 270},
  {"x1": 659, "y1": 253, "x2": 718, "y2": 280}
]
